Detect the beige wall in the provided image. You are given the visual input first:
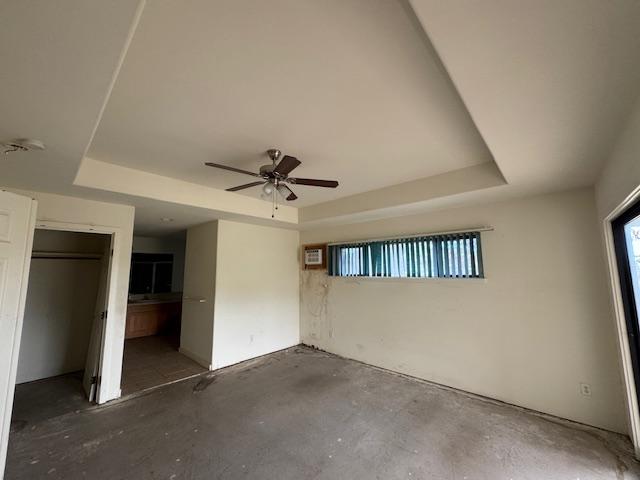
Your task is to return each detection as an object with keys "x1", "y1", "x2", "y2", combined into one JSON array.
[
  {"x1": 596, "y1": 95, "x2": 640, "y2": 219},
  {"x1": 213, "y1": 220, "x2": 300, "y2": 369},
  {"x1": 180, "y1": 220, "x2": 300, "y2": 370},
  {"x1": 300, "y1": 187, "x2": 626, "y2": 433},
  {"x1": 594, "y1": 94, "x2": 640, "y2": 451},
  {"x1": 180, "y1": 222, "x2": 218, "y2": 368}
]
